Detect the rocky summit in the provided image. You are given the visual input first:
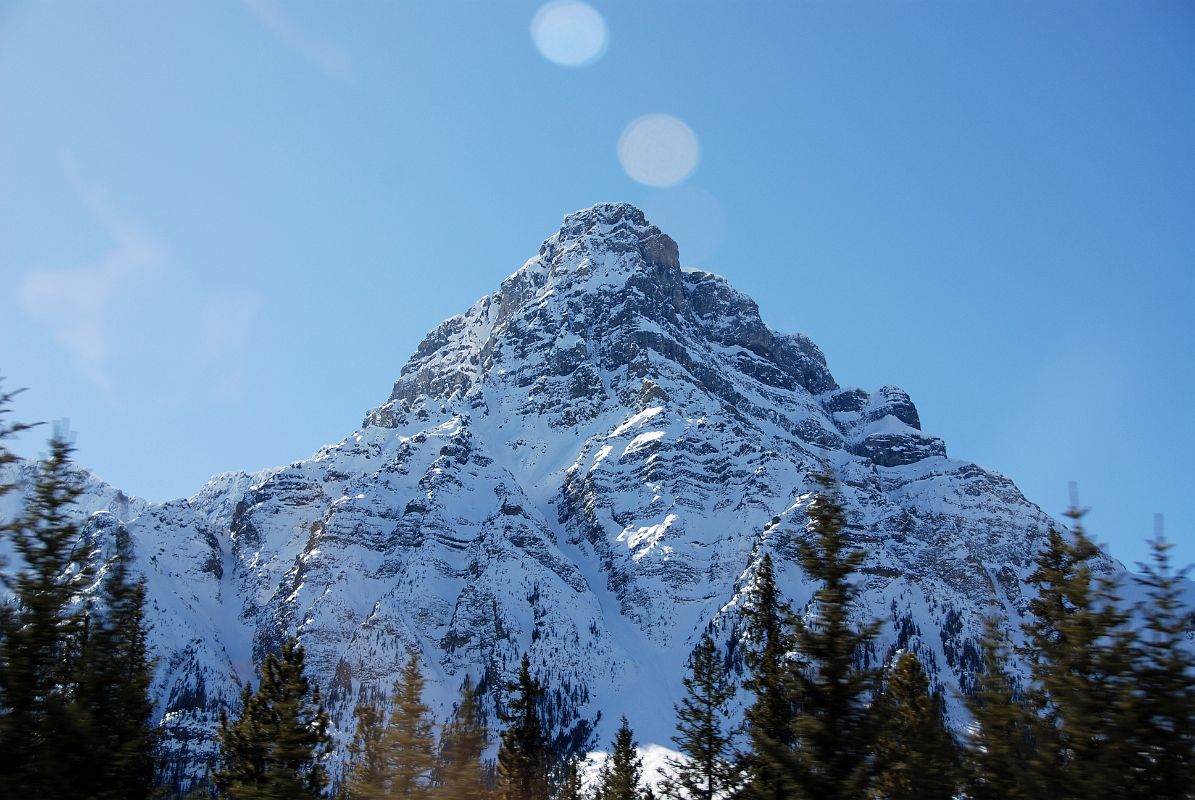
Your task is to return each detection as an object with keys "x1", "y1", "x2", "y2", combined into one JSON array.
[{"x1": 1, "y1": 202, "x2": 1092, "y2": 789}]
